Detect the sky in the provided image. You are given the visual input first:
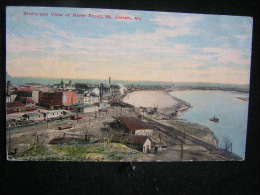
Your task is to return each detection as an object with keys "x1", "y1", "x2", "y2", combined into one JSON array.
[{"x1": 6, "y1": 6, "x2": 253, "y2": 84}]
